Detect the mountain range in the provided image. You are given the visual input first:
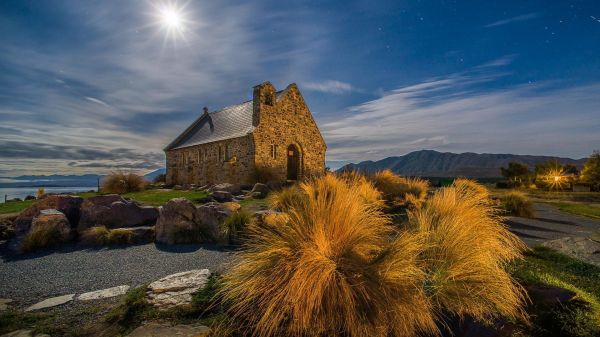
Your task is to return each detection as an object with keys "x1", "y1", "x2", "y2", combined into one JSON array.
[{"x1": 338, "y1": 150, "x2": 587, "y2": 178}]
